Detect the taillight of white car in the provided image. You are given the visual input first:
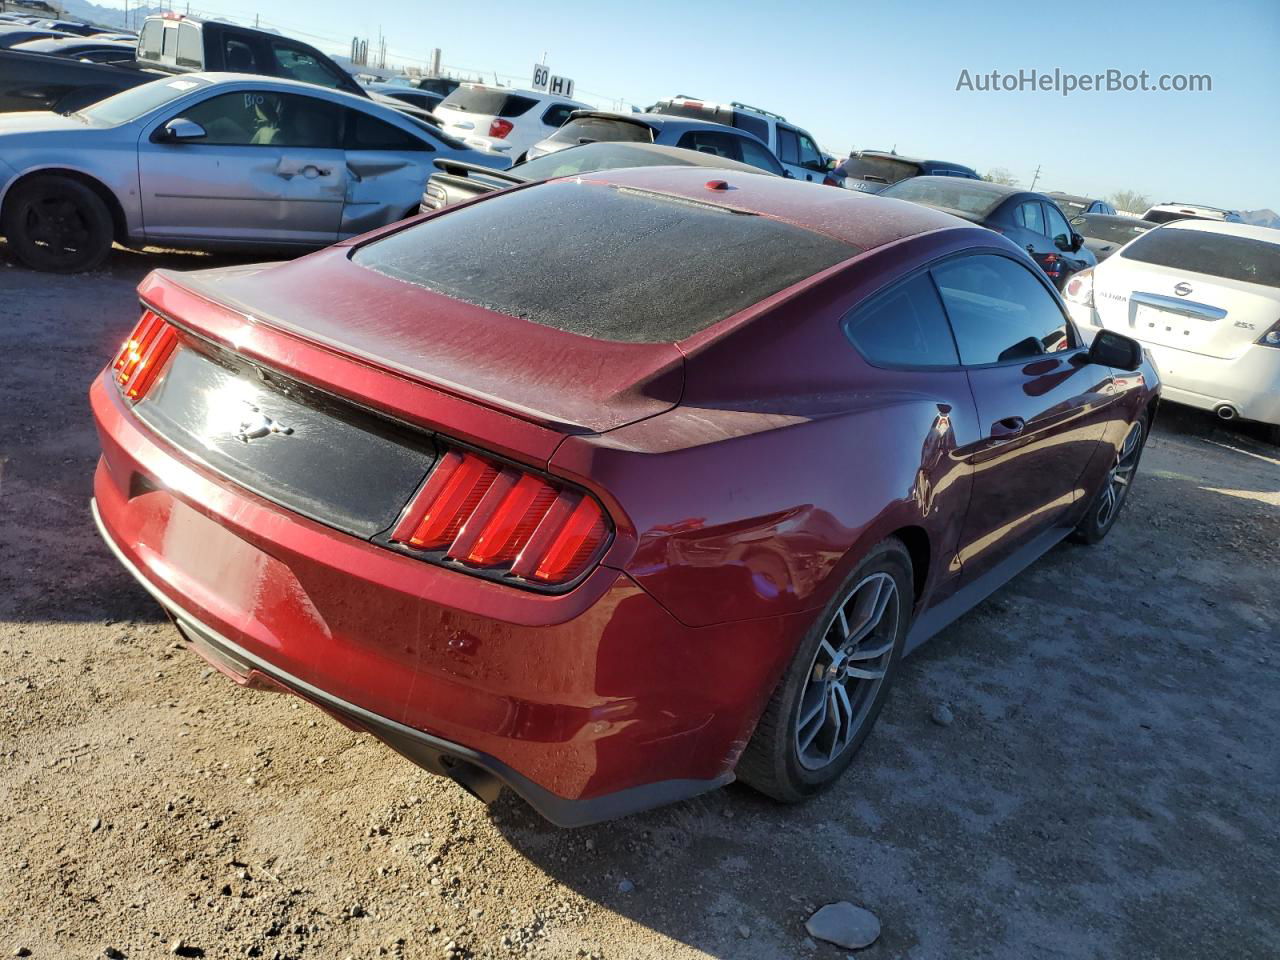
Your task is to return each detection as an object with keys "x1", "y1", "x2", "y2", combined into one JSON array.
[
  {"x1": 1258, "y1": 319, "x2": 1280, "y2": 348},
  {"x1": 1063, "y1": 267, "x2": 1094, "y2": 309}
]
